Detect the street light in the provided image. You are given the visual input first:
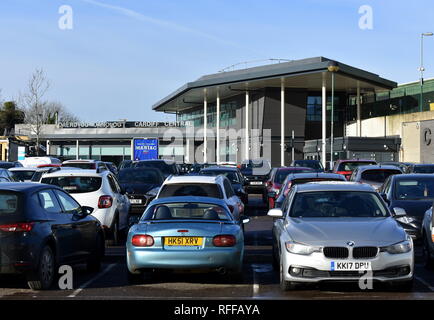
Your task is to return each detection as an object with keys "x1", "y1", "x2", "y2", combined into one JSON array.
[
  {"x1": 419, "y1": 32, "x2": 433, "y2": 112},
  {"x1": 327, "y1": 61, "x2": 340, "y2": 170}
]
